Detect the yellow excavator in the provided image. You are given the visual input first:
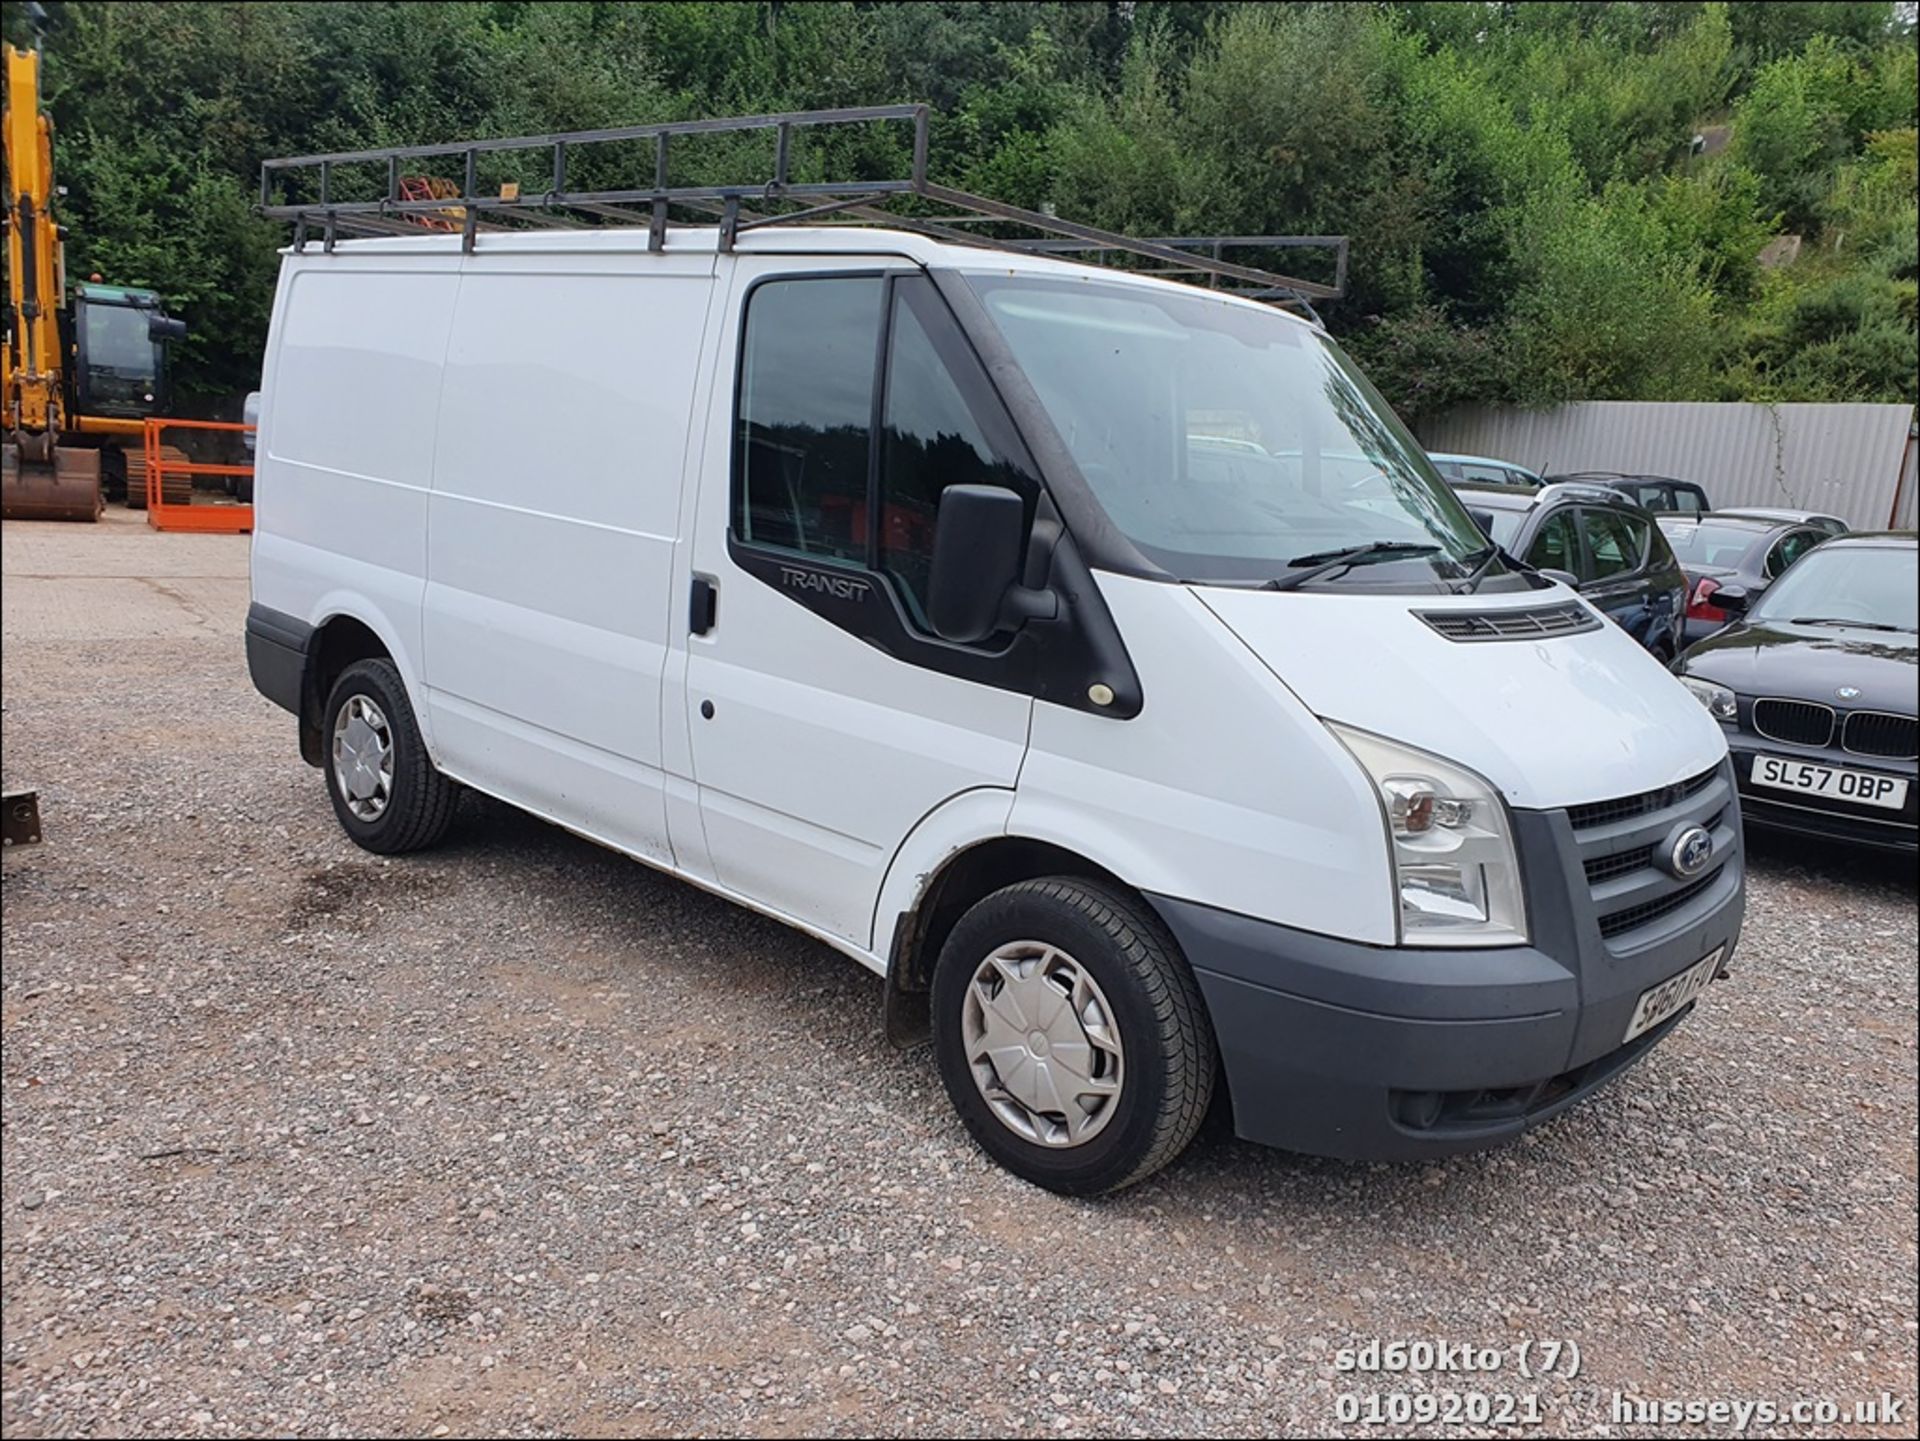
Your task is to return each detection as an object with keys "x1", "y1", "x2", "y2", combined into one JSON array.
[{"x1": 3, "y1": 38, "x2": 186, "y2": 521}]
